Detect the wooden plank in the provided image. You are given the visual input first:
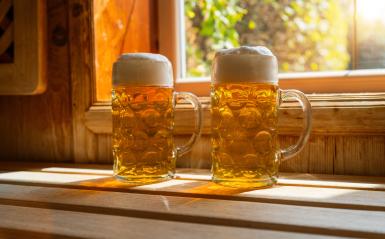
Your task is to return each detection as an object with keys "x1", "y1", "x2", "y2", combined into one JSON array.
[
  {"x1": 0, "y1": 183, "x2": 385, "y2": 238},
  {"x1": 2, "y1": 177, "x2": 385, "y2": 211},
  {"x1": 96, "y1": 134, "x2": 113, "y2": 163},
  {"x1": 335, "y1": 136, "x2": 385, "y2": 176},
  {"x1": 176, "y1": 135, "x2": 212, "y2": 169},
  {"x1": 1, "y1": 164, "x2": 385, "y2": 207},
  {"x1": 307, "y1": 136, "x2": 334, "y2": 174},
  {"x1": 279, "y1": 136, "x2": 309, "y2": 173},
  {"x1": 1, "y1": 162, "x2": 385, "y2": 190},
  {"x1": 0, "y1": 204, "x2": 332, "y2": 239},
  {"x1": 176, "y1": 73, "x2": 385, "y2": 96},
  {"x1": 69, "y1": 0, "x2": 98, "y2": 163},
  {"x1": 0, "y1": 0, "x2": 73, "y2": 161}
]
